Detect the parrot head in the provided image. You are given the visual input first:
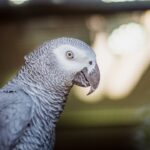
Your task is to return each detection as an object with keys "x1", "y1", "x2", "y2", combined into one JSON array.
[
  {"x1": 52, "y1": 37, "x2": 100, "y2": 95},
  {"x1": 24, "y1": 37, "x2": 100, "y2": 95}
]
